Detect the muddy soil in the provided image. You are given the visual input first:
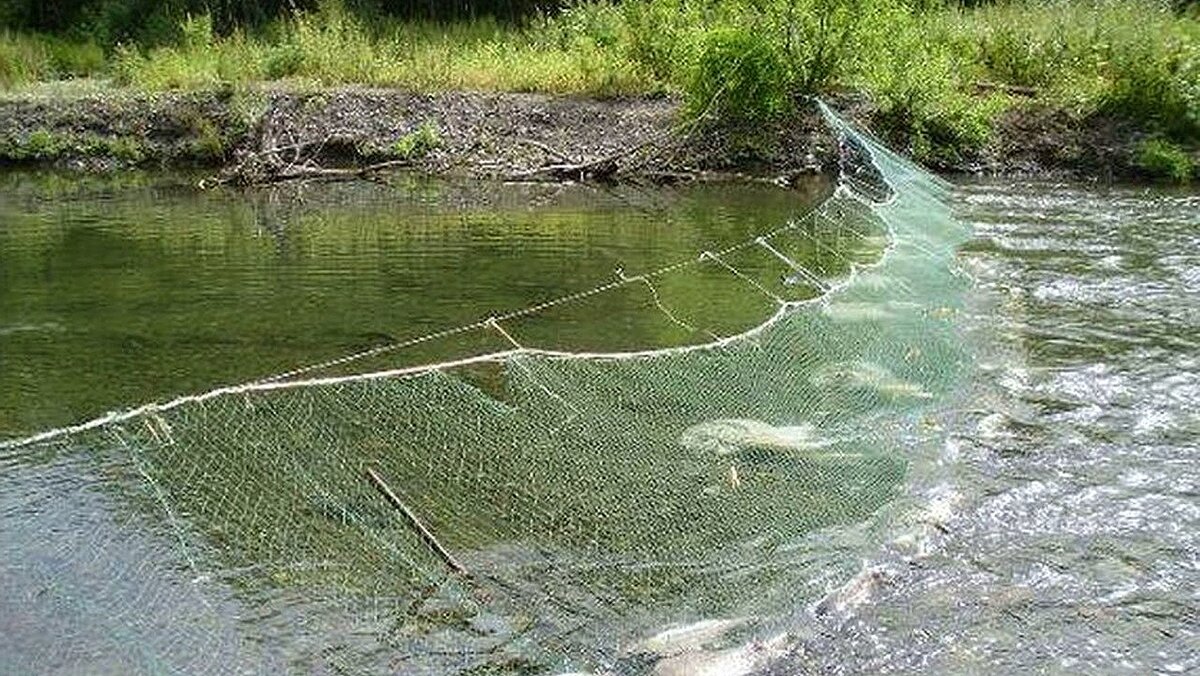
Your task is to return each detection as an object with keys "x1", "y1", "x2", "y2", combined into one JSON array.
[{"x1": 0, "y1": 85, "x2": 1183, "y2": 184}]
